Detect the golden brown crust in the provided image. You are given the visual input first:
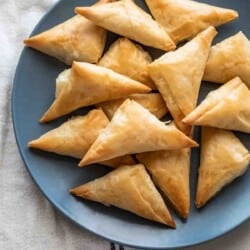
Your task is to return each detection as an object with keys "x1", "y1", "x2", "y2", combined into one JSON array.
[
  {"x1": 98, "y1": 38, "x2": 156, "y2": 89},
  {"x1": 75, "y1": 0, "x2": 176, "y2": 51},
  {"x1": 96, "y1": 93, "x2": 168, "y2": 120},
  {"x1": 137, "y1": 149, "x2": 191, "y2": 219},
  {"x1": 79, "y1": 99, "x2": 198, "y2": 167},
  {"x1": 149, "y1": 27, "x2": 217, "y2": 135},
  {"x1": 183, "y1": 77, "x2": 250, "y2": 133},
  {"x1": 71, "y1": 164, "x2": 176, "y2": 227},
  {"x1": 40, "y1": 62, "x2": 151, "y2": 123},
  {"x1": 145, "y1": 0, "x2": 238, "y2": 43},
  {"x1": 203, "y1": 32, "x2": 250, "y2": 88},
  {"x1": 24, "y1": 15, "x2": 106, "y2": 65},
  {"x1": 195, "y1": 127, "x2": 250, "y2": 208}
]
